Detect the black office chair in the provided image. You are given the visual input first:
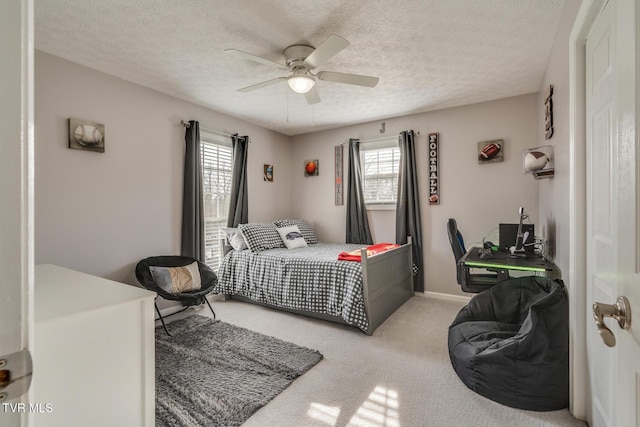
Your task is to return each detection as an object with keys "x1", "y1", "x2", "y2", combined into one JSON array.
[
  {"x1": 135, "y1": 255, "x2": 217, "y2": 336},
  {"x1": 447, "y1": 218, "x2": 508, "y2": 293}
]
